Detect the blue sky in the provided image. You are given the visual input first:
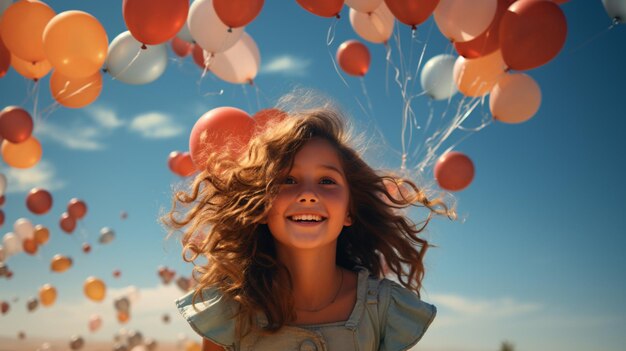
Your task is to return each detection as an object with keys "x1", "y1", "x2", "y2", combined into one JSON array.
[{"x1": 1, "y1": 1, "x2": 625, "y2": 350}]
